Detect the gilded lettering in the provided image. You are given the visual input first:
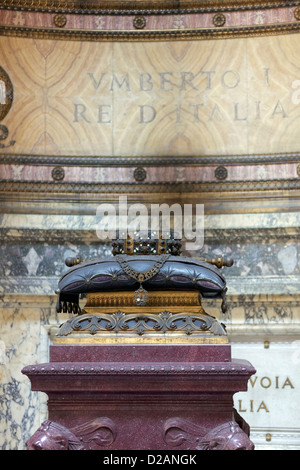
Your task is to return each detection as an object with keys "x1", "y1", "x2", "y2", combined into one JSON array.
[
  {"x1": 257, "y1": 401, "x2": 269, "y2": 412},
  {"x1": 238, "y1": 399, "x2": 247, "y2": 413},
  {"x1": 249, "y1": 376, "x2": 258, "y2": 388},
  {"x1": 238, "y1": 399, "x2": 269, "y2": 413},
  {"x1": 260, "y1": 377, "x2": 272, "y2": 389},
  {"x1": 282, "y1": 377, "x2": 295, "y2": 389}
]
